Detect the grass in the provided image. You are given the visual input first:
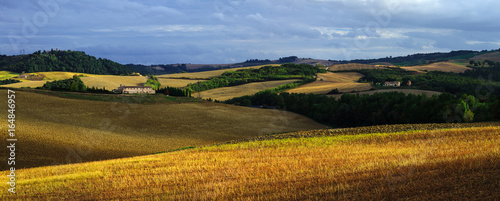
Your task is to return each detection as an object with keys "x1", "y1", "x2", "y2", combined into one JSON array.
[
  {"x1": 1, "y1": 125, "x2": 498, "y2": 200},
  {"x1": 286, "y1": 72, "x2": 372, "y2": 94},
  {"x1": 80, "y1": 75, "x2": 148, "y2": 90},
  {"x1": 0, "y1": 89, "x2": 325, "y2": 170},
  {"x1": 198, "y1": 79, "x2": 300, "y2": 101},
  {"x1": 157, "y1": 78, "x2": 204, "y2": 88},
  {"x1": 158, "y1": 64, "x2": 280, "y2": 79},
  {"x1": 328, "y1": 89, "x2": 442, "y2": 99},
  {"x1": 0, "y1": 71, "x2": 20, "y2": 80},
  {"x1": 401, "y1": 62, "x2": 472, "y2": 73}
]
